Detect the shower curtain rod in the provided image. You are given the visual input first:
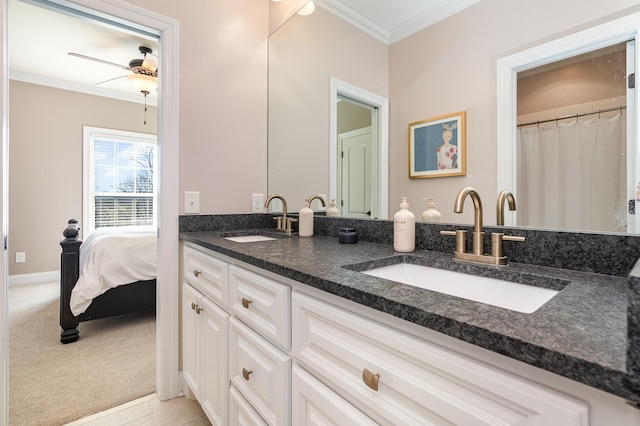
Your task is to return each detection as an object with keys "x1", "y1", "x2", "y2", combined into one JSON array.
[{"x1": 517, "y1": 105, "x2": 626, "y2": 128}]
